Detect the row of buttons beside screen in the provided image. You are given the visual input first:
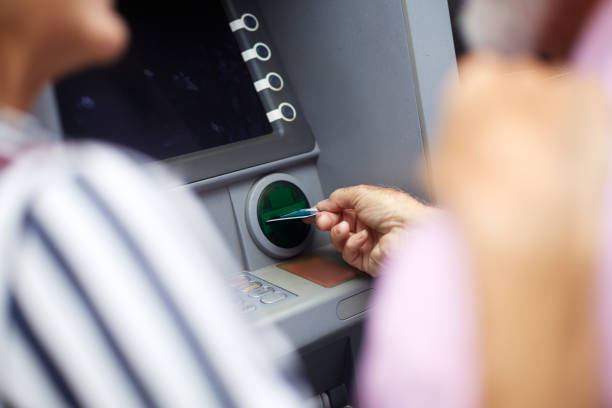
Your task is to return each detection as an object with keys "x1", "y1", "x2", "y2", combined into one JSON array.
[
  {"x1": 230, "y1": 273, "x2": 294, "y2": 314},
  {"x1": 230, "y1": 13, "x2": 297, "y2": 123}
]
